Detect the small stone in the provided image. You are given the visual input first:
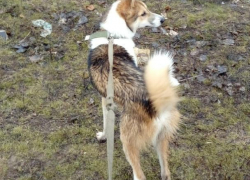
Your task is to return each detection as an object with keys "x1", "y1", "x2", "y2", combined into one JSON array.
[
  {"x1": 152, "y1": 42, "x2": 160, "y2": 48},
  {"x1": 234, "y1": 83, "x2": 241, "y2": 87},
  {"x1": 0, "y1": 30, "x2": 8, "y2": 41},
  {"x1": 29, "y1": 55, "x2": 43, "y2": 62},
  {"x1": 183, "y1": 83, "x2": 190, "y2": 89},
  {"x1": 169, "y1": 30, "x2": 178, "y2": 37},
  {"x1": 197, "y1": 75, "x2": 206, "y2": 83},
  {"x1": 190, "y1": 48, "x2": 199, "y2": 56},
  {"x1": 151, "y1": 27, "x2": 160, "y2": 33},
  {"x1": 239, "y1": 87, "x2": 246, "y2": 92},
  {"x1": 89, "y1": 98, "x2": 94, "y2": 105},
  {"x1": 16, "y1": 46, "x2": 26, "y2": 53},
  {"x1": 217, "y1": 65, "x2": 228, "y2": 75},
  {"x1": 199, "y1": 55, "x2": 207, "y2": 61},
  {"x1": 20, "y1": 41, "x2": 29, "y2": 48},
  {"x1": 212, "y1": 81, "x2": 223, "y2": 89},
  {"x1": 227, "y1": 83, "x2": 233, "y2": 87},
  {"x1": 225, "y1": 87, "x2": 233, "y2": 96},
  {"x1": 77, "y1": 15, "x2": 88, "y2": 25},
  {"x1": 187, "y1": 39, "x2": 196, "y2": 45},
  {"x1": 195, "y1": 41, "x2": 207, "y2": 48},
  {"x1": 227, "y1": 54, "x2": 244, "y2": 61},
  {"x1": 206, "y1": 65, "x2": 216, "y2": 71},
  {"x1": 221, "y1": 39, "x2": 234, "y2": 45}
]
